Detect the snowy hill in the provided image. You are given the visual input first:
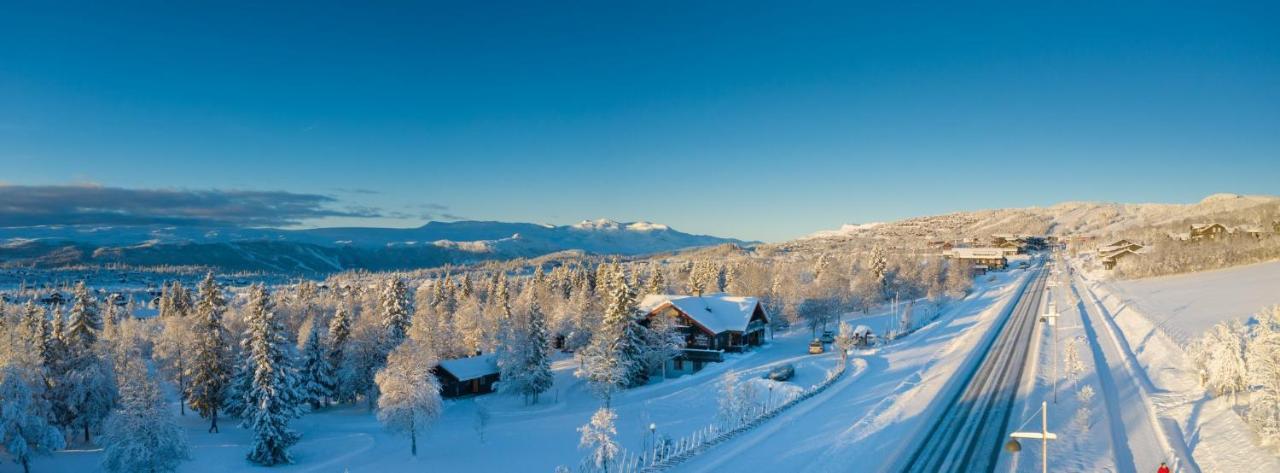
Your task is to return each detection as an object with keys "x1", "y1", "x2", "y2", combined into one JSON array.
[
  {"x1": 800, "y1": 193, "x2": 1280, "y2": 243},
  {"x1": 0, "y1": 219, "x2": 747, "y2": 272}
]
